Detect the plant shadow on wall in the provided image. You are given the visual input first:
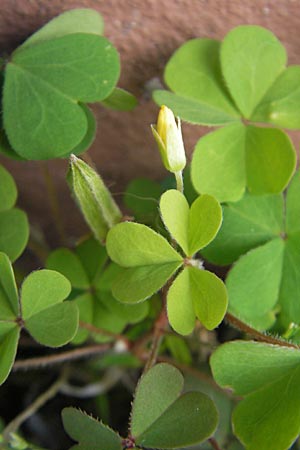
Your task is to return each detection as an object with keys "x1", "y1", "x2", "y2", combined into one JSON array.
[{"x1": 0, "y1": 8, "x2": 300, "y2": 450}]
